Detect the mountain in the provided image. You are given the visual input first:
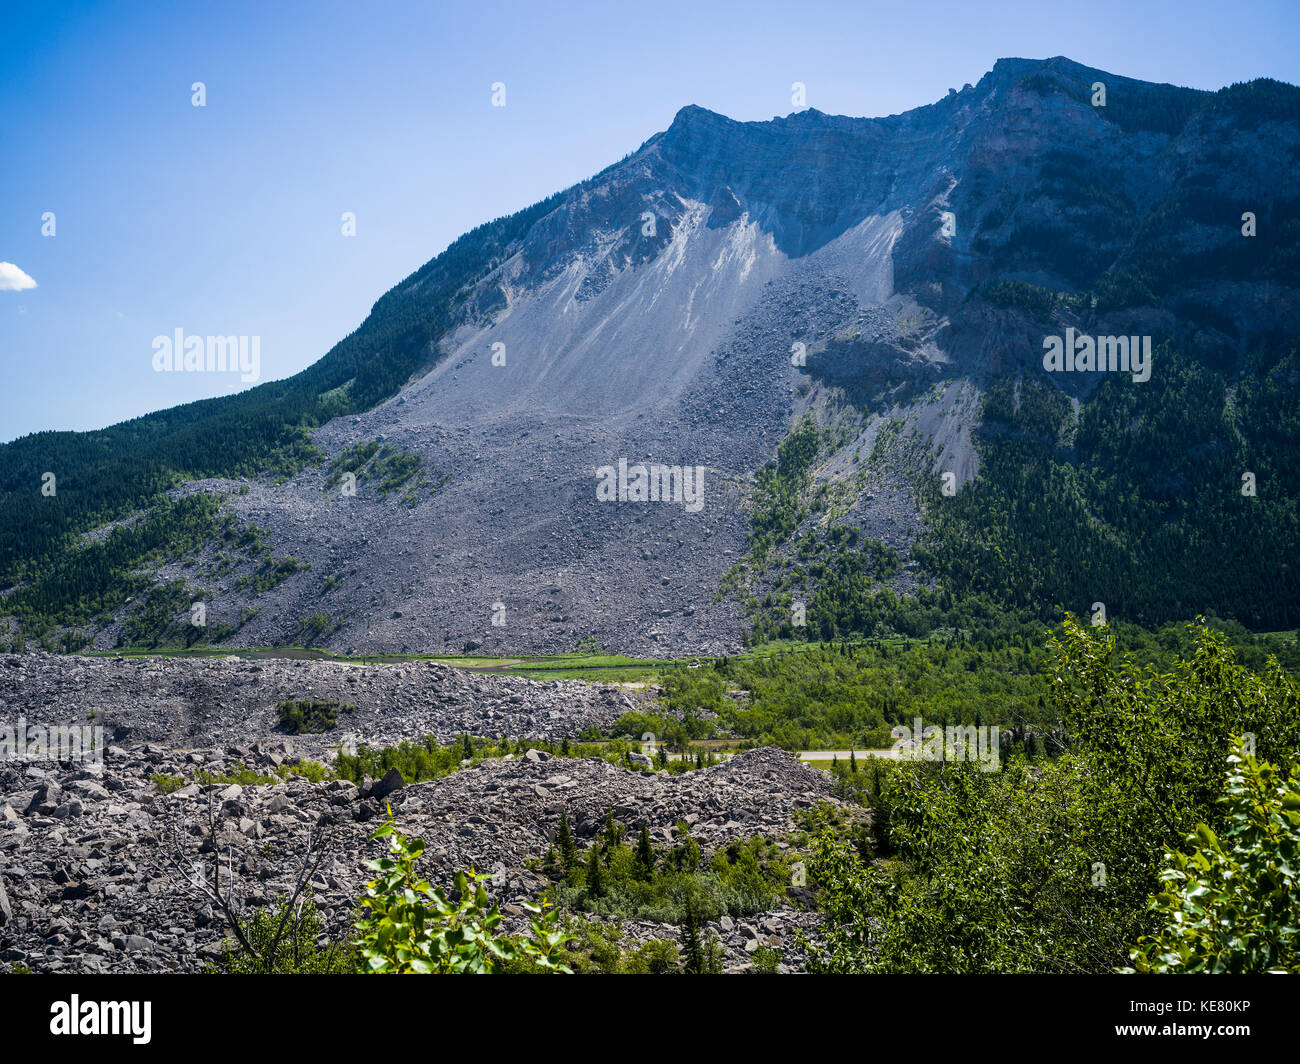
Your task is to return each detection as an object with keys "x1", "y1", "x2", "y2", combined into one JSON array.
[{"x1": 2, "y1": 56, "x2": 1298, "y2": 656}]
